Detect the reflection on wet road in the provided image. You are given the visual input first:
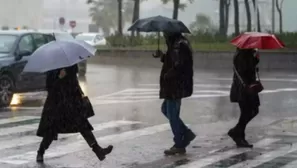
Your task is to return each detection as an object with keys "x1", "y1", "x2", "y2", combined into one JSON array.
[{"x1": 1, "y1": 64, "x2": 297, "y2": 167}]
